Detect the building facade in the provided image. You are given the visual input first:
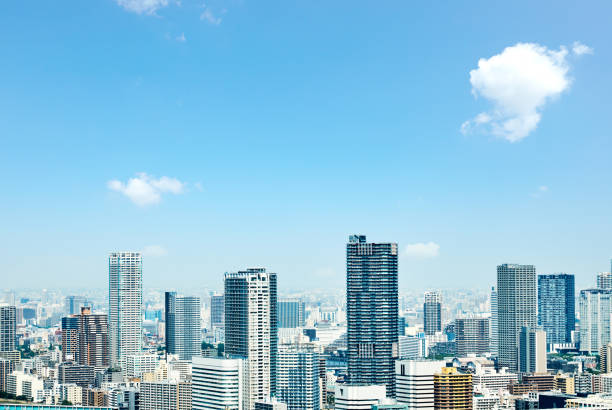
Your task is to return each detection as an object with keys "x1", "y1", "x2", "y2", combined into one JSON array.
[
  {"x1": 395, "y1": 360, "x2": 445, "y2": 409},
  {"x1": 277, "y1": 345, "x2": 319, "y2": 410},
  {"x1": 277, "y1": 299, "x2": 305, "y2": 328},
  {"x1": 538, "y1": 274, "x2": 575, "y2": 345},
  {"x1": 140, "y1": 380, "x2": 192, "y2": 410},
  {"x1": 192, "y1": 356, "x2": 247, "y2": 410},
  {"x1": 579, "y1": 288, "x2": 612, "y2": 353},
  {"x1": 455, "y1": 317, "x2": 490, "y2": 357},
  {"x1": 490, "y1": 287, "x2": 498, "y2": 357},
  {"x1": 423, "y1": 292, "x2": 441, "y2": 336},
  {"x1": 518, "y1": 326, "x2": 547, "y2": 373},
  {"x1": 211, "y1": 294, "x2": 225, "y2": 329},
  {"x1": 0, "y1": 305, "x2": 16, "y2": 352},
  {"x1": 165, "y1": 292, "x2": 201, "y2": 361},
  {"x1": 433, "y1": 367, "x2": 472, "y2": 410},
  {"x1": 346, "y1": 235, "x2": 399, "y2": 397},
  {"x1": 497, "y1": 264, "x2": 537, "y2": 371},
  {"x1": 108, "y1": 252, "x2": 143, "y2": 368}
]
